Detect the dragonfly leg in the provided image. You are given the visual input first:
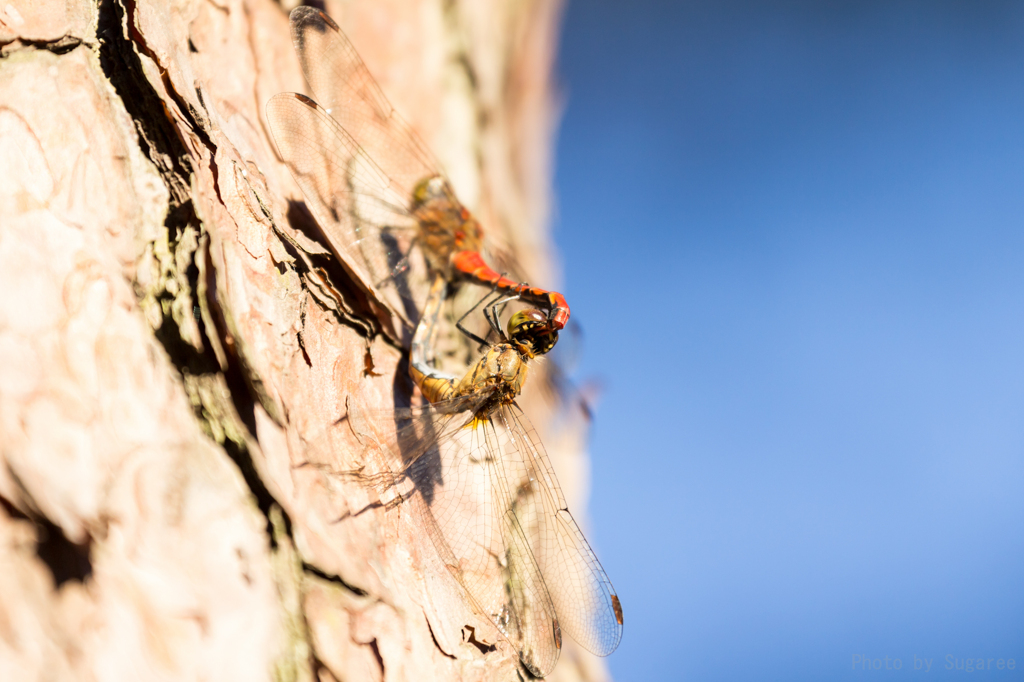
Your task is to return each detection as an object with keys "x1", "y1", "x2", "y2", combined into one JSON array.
[
  {"x1": 455, "y1": 298, "x2": 492, "y2": 348},
  {"x1": 455, "y1": 278, "x2": 509, "y2": 348},
  {"x1": 491, "y1": 284, "x2": 528, "y2": 320},
  {"x1": 482, "y1": 285, "x2": 528, "y2": 340},
  {"x1": 451, "y1": 250, "x2": 571, "y2": 331}
]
